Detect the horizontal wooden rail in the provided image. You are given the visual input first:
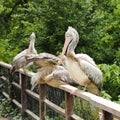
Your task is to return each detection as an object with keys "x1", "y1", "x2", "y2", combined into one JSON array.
[
  {"x1": 0, "y1": 61, "x2": 34, "y2": 77},
  {"x1": 59, "y1": 85, "x2": 120, "y2": 117},
  {"x1": 12, "y1": 82, "x2": 21, "y2": 89},
  {"x1": 25, "y1": 110, "x2": 39, "y2": 120},
  {"x1": 26, "y1": 89, "x2": 39, "y2": 101},
  {"x1": 2, "y1": 92, "x2": 22, "y2": 109},
  {"x1": 12, "y1": 82, "x2": 39, "y2": 100},
  {"x1": 2, "y1": 91, "x2": 39, "y2": 120},
  {"x1": 0, "y1": 62, "x2": 12, "y2": 69},
  {"x1": 45, "y1": 99, "x2": 65, "y2": 116}
]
